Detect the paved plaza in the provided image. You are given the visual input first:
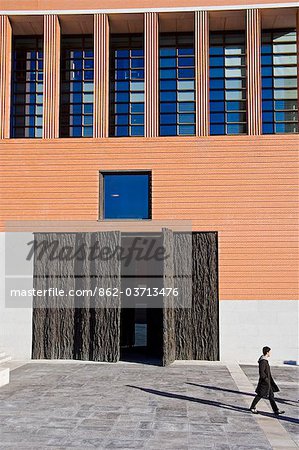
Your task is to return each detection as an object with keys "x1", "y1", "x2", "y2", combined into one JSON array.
[{"x1": 0, "y1": 361, "x2": 298, "y2": 449}]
